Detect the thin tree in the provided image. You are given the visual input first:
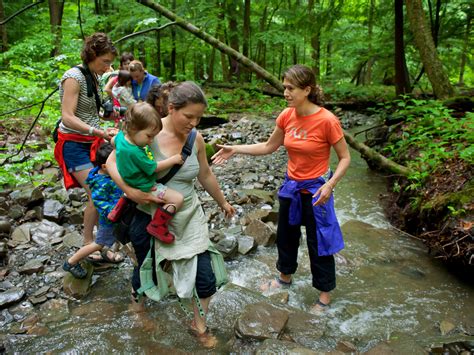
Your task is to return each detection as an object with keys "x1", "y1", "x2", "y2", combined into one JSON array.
[
  {"x1": 0, "y1": 0, "x2": 7, "y2": 52},
  {"x1": 48, "y1": 0, "x2": 65, "y2": 57},
  {"x1": 406, "y1": 0, "x2": 454, "y2": 98},
  {"x1": 394, "y1": 0, "x2": 411, "y2": 95}
]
